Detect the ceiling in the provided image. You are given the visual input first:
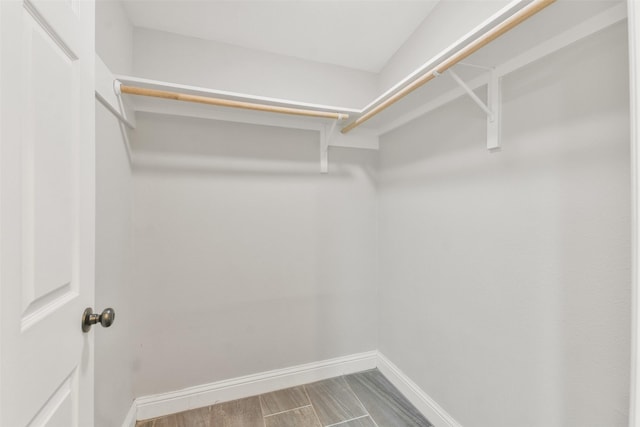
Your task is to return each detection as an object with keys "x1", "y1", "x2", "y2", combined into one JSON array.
[{"x1": 121, "y1": 1, "x2": 439, "y2": 73}]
